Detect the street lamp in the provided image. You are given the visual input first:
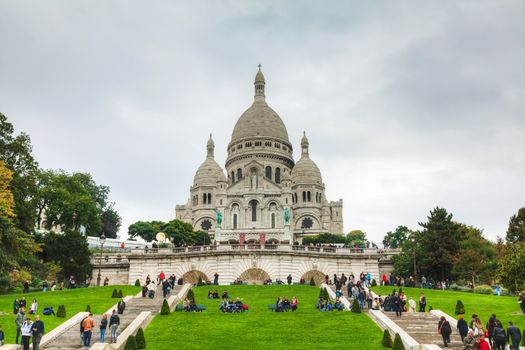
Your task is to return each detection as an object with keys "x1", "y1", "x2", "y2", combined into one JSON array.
[
  {"x1": 409, "y1": 233, "x2": 417, "y2": 287},
  {"x1": 96, "y1": 233, "x2": 106, "y2": 286}
]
